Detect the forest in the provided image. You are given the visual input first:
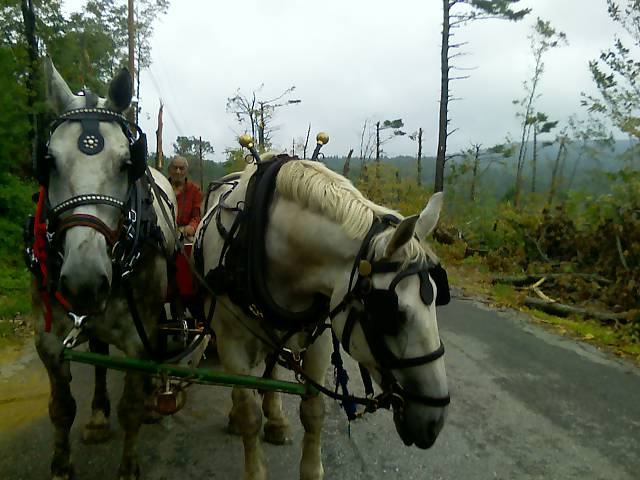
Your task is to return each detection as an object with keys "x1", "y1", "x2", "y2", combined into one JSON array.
[{"x1": 0, "y1": 0, "x2": 638, "y2": 360}]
